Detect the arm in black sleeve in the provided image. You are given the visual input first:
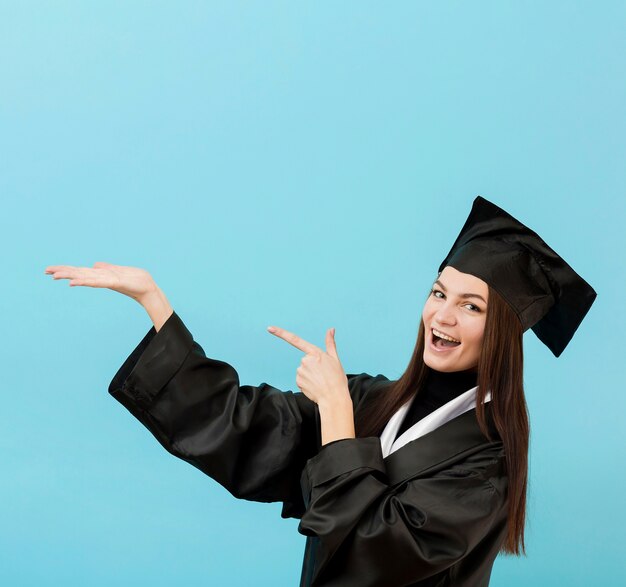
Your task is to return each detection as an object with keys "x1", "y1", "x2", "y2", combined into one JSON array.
[{"x1": 108, "y1": 310, "x2": 387, "y2": 518}]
